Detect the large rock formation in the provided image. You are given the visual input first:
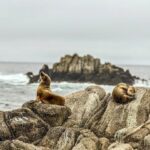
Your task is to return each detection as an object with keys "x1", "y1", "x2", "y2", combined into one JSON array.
[
  {"x1": 26, "y1": 54, "x2": 135, "y2": 85},
  {"x1": 1, "y1": 86, "x2": 150, "y2": 149}
]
